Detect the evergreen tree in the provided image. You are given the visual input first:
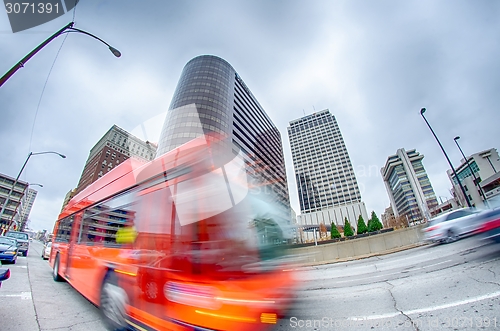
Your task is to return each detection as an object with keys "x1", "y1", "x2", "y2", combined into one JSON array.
[
  {"x1": 330, "y1": 222, "x2": 341, "y2": 239},
  {"x1": 344, "y1": 217, "x2": 354, "y2": 237},
  {"x1": 368, "y1": 211, "x2": 383, "y2": 232},
  {"x1": 356, "y1": 215, "x2": 367, "y2": 234}
]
